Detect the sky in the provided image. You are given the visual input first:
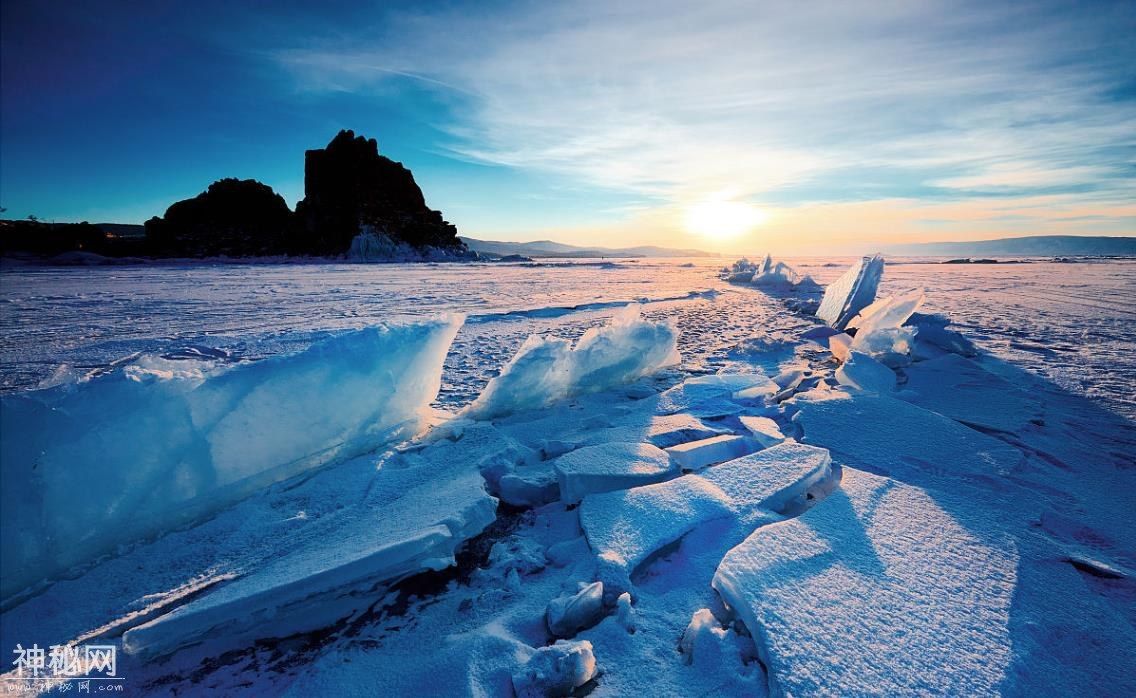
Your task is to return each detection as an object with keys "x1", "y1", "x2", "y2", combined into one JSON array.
[{"x1": 2, "y1": 0, "x2": 1134, "y2": 254}]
